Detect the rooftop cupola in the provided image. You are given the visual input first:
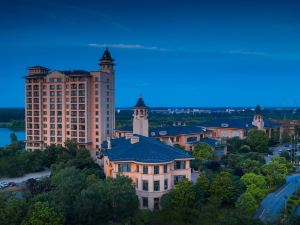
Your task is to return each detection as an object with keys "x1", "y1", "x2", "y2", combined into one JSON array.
[
  {"x1": 133, "y1": 97, "x2": 149, "y2": 137},
  {"x1": 99, "y1": 48, "x2": 115, "y2": 71},
  {"x1": 252, "y1": 105, "x2": 264, "y2": 129}
]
